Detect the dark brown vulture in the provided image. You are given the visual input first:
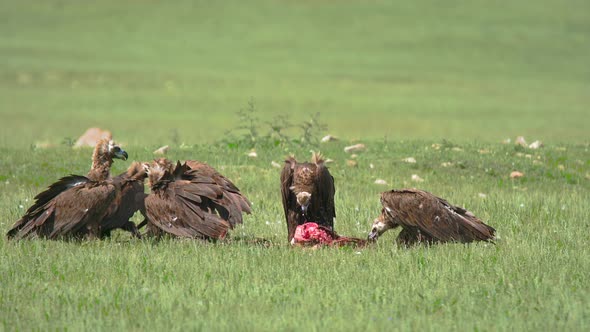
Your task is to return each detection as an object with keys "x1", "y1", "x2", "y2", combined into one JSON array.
[
  {"x1": 142, "y1": 158, "x2": 251, "y2": 240},
  {"x1": 99, "y1": 162, "x2": 147, "y2": 238},
  {"x1": 280, "y1": 152, "x2": 335, "y2": 242},
  {"x1": 6, "y1": 139, "x2": 128, "y2": 240},
  {"x1": 367, "y1": 189, "x2": 496, "y2": 245}
]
